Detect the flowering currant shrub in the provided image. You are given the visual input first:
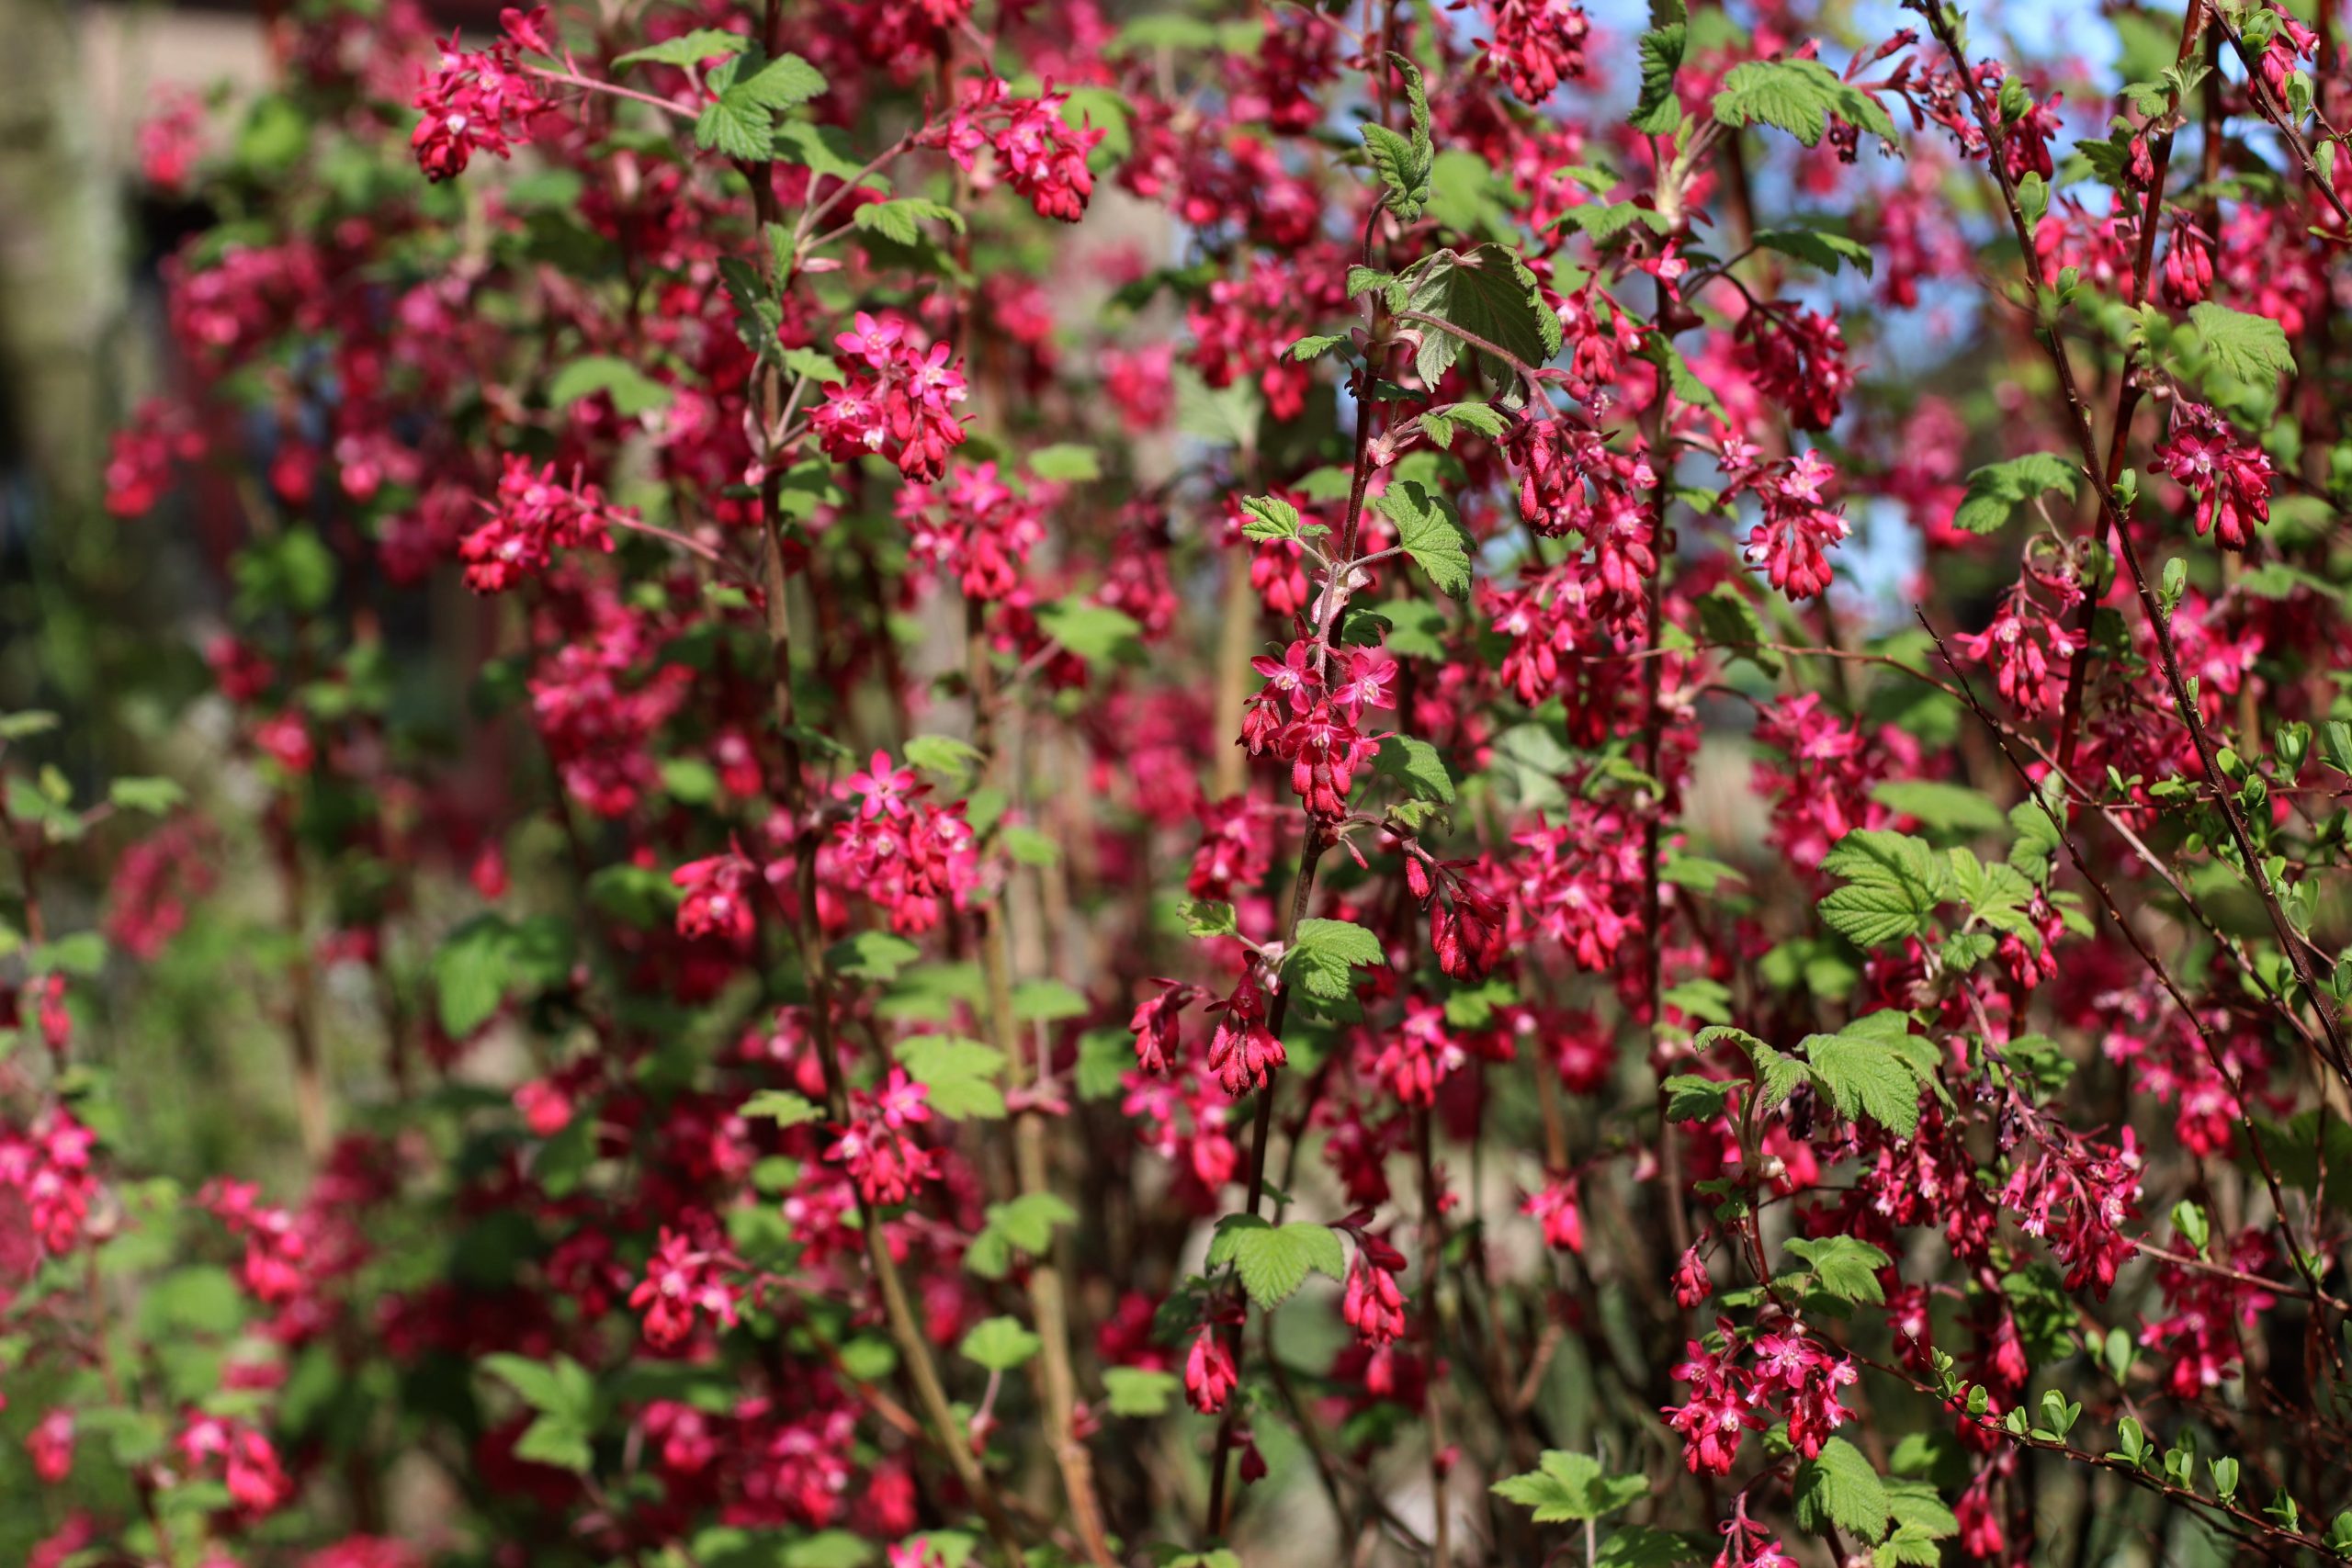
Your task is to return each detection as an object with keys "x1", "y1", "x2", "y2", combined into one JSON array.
[{"x1": 14, "y1": 0, "x2": 2352, "y2": 1562}]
